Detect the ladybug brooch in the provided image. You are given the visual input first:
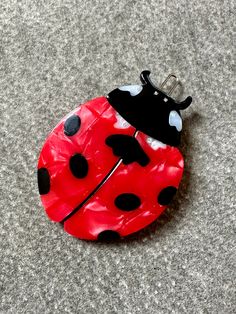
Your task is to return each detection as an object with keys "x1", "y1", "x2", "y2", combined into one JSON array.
[{"x1": 37, "y1": 70, "x2": 192, "y2": 241}]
